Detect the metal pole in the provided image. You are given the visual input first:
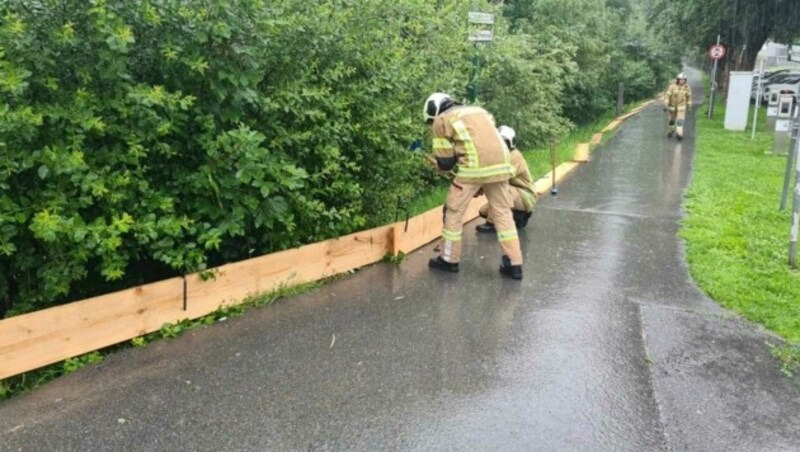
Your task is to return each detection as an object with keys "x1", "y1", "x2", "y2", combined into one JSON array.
[
  {"x1": 789, "y1": 131, "x2": 799, "y2": 268},
  {"x1": 616, "y1": 82, "x2": 624, "y2": 116},
  {"x1": 707, "y1": 35, "x2": 721, "y2": 119},
  {"x1": 550, "y1": 141, "x2": 558, "y2": 196},
  {"x1": 781, "y1": 112, "x2": 799, "y2": 210},
  {"x1": 751, "y1": 59, "x2": 764, "y2": 139},
  {"x1": 470, "y1": 44, "x2": 478, "y2": 103}
]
